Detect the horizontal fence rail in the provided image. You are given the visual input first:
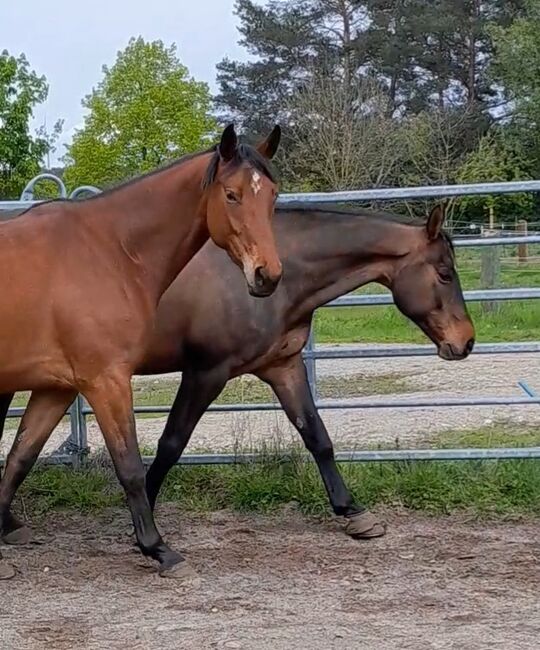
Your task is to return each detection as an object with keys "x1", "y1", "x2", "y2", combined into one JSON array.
[
  {"x1": 328, "y1": 288, "x2": 540, "y2": 307},
  {"x1": 277, "y1": 180, "x2": 540, "y2": 204},
  {"x1": 0, "y1": 176, "x2": 540, "y2": 466},
  {"x1": 137, "y1": 447, "x2": 540, "y2": 465},
  {"x1": 5, "y1": 179, "x2": 540, "y2": 212}
]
